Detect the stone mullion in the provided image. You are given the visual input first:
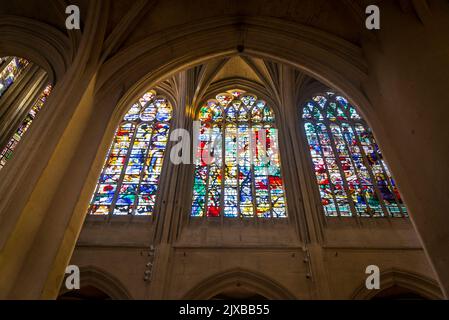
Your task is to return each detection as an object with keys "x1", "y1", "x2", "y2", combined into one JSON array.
[
  {"x1": 324, "y1": 117, "x2": 358, "y2": 217},
  {"x1": 203, "y1": 125, "x2": 212, "y2": 218},
  {"x1": 108, "y1": 120, "x2": 139, "y2": 216},
  {"x1": 0, "y1": 57, "x2": 13, "y2": 74},
  {"x1": 0, "y1": 64, "x2": 46, "y2": 150},
  {"x1": 263, "y1": 125, "x2": 274, "y2": 219},
  {"x1": 337, "y1": 122, "x2": 373, "y2": 217},
  {"x1": 310, "y1": 120, "x2": 342, "y2": 218},
  {"x1": 362, "y1": 124, "x2": 406, "y2": 217},
  {"x1": 0, "y1": 61, "x2": 31, "y2": 115},
  {"x1": 250, "y1": 119, "x2": 259, "y2": 220},
  {"x1": 236, "y1": 120, "x2": 242, "y2": 219},
  {"x1": 1, "y1": 68, "x2": 47, "y2": 125},
  {"x1": 350, "y1": 122, "x2": 390, "y2": 218},
  {"x1": 133, "y1": 118, "x2": 157, "y2": 217},
  {"x1": 0, "y1": 57, "x2": 25, "y2": 101},
  {"x1": 363, "y1": 124, "x2": 407, "y2": 217},
  {"x1": 220, "y1": 119, "x2": 225, "y2": 223}
]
